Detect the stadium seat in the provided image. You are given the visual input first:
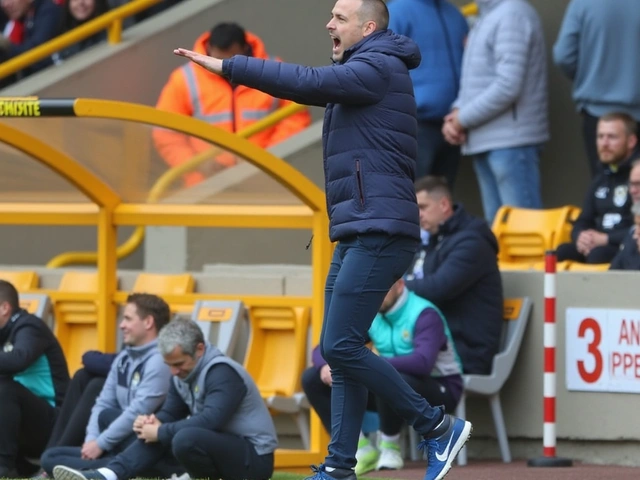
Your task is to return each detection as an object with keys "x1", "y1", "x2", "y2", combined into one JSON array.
[
  {"x1": 53, "y1": 271, "x2": 101, "y2": 375},
  {"x1": 190, "y1": 299, "x2": 246, "y2": 359},
  {"x1": 132, "y1": 273, "x2": 195, "y2": 313},
  {"x1": 492, "y1": 206, "x2": 581, "y2": 266},
  {"x1": 566, "y1": 262, "x2": 610, "y2": 271},
  {"x1": 0, "y1": 270, "x2": 38, "y2": 291},
  {"x1": 455, "y1": 297, "x2": 533, "y2": 465},
  {"x1": 244, "y1": 305, "x2": 311, "y2": 448},
  {"x1": 20, "y1": 293, "x2": 52, "y2": 319}
]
